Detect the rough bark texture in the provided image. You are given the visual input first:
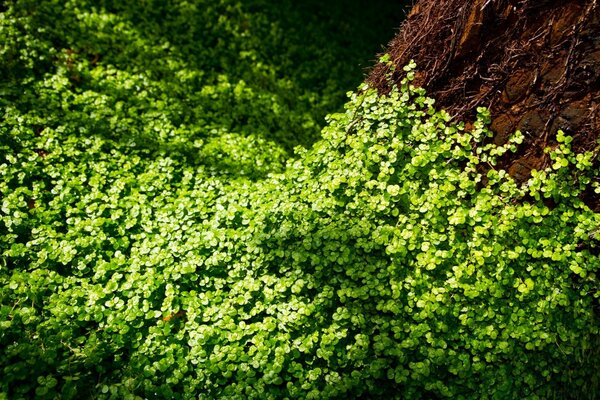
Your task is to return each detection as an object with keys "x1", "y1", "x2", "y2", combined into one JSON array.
[{"x1": 368, "y1": 0, "x2": 600, "y2": 210}]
